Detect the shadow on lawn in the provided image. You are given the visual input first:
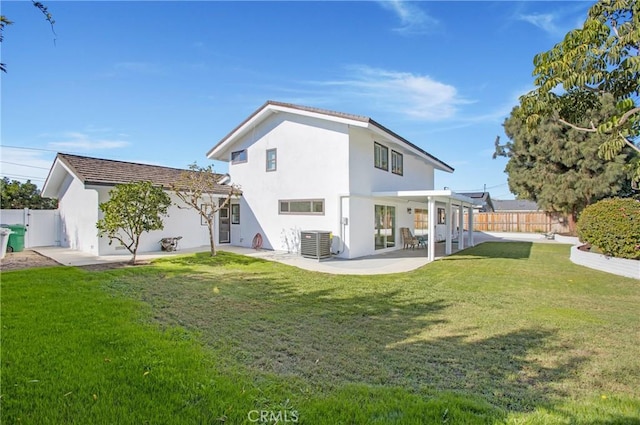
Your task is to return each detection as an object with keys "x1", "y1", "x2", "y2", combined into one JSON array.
[
  {"x1": 442, "y1": 241, "x2": 534, "y2": 260},
  {"x1": 112, "y1": 252, "x2": 588, "y2": 415}
]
